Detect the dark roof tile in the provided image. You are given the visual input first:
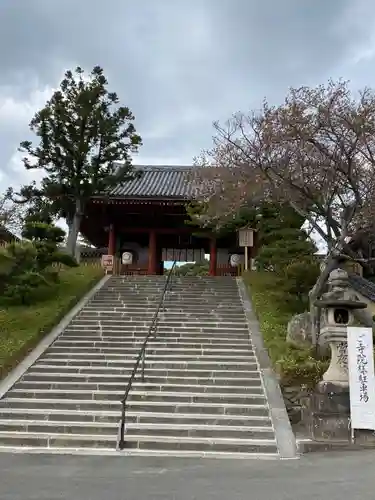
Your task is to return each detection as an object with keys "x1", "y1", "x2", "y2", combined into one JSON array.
[
  {"x1": 349, "y1": 274, "x2": 375, "y2": 302},
  {"x1": 109, "y1": 165, "x2": 195, "y2": 199}
]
